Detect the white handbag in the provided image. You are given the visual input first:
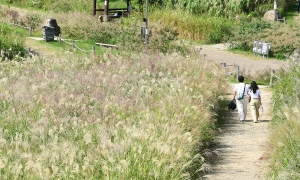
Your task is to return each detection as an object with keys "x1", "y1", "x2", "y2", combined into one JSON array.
[{"x1": 259, "y1": 105, "x2": 263, "y2": 119}]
